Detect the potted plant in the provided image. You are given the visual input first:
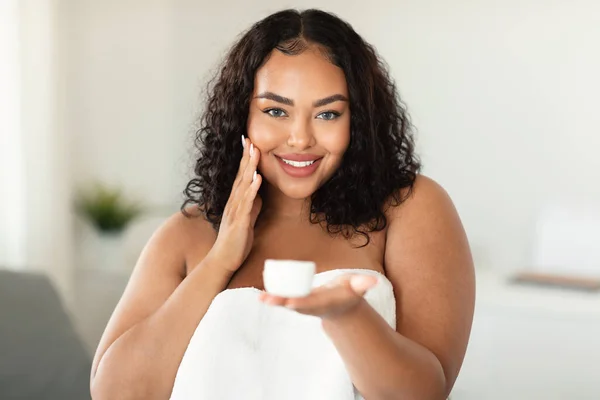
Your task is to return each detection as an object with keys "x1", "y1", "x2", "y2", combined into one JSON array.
[{"x1": 75, "y1": 182, "x2": 143, "y2": 271}]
